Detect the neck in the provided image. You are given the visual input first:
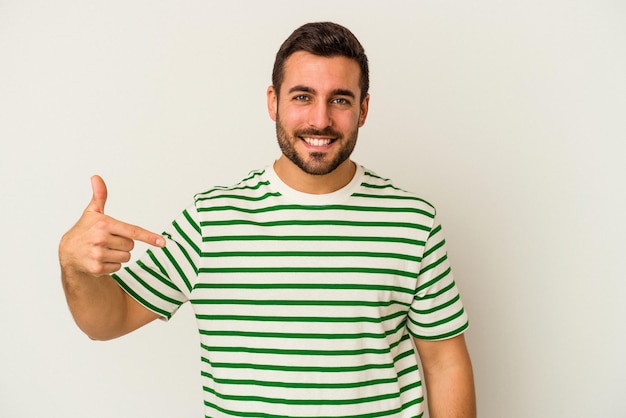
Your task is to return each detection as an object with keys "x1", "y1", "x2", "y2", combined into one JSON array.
[{"x1": 273, "y1": 156, "x2": 356, "y2": 194}]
